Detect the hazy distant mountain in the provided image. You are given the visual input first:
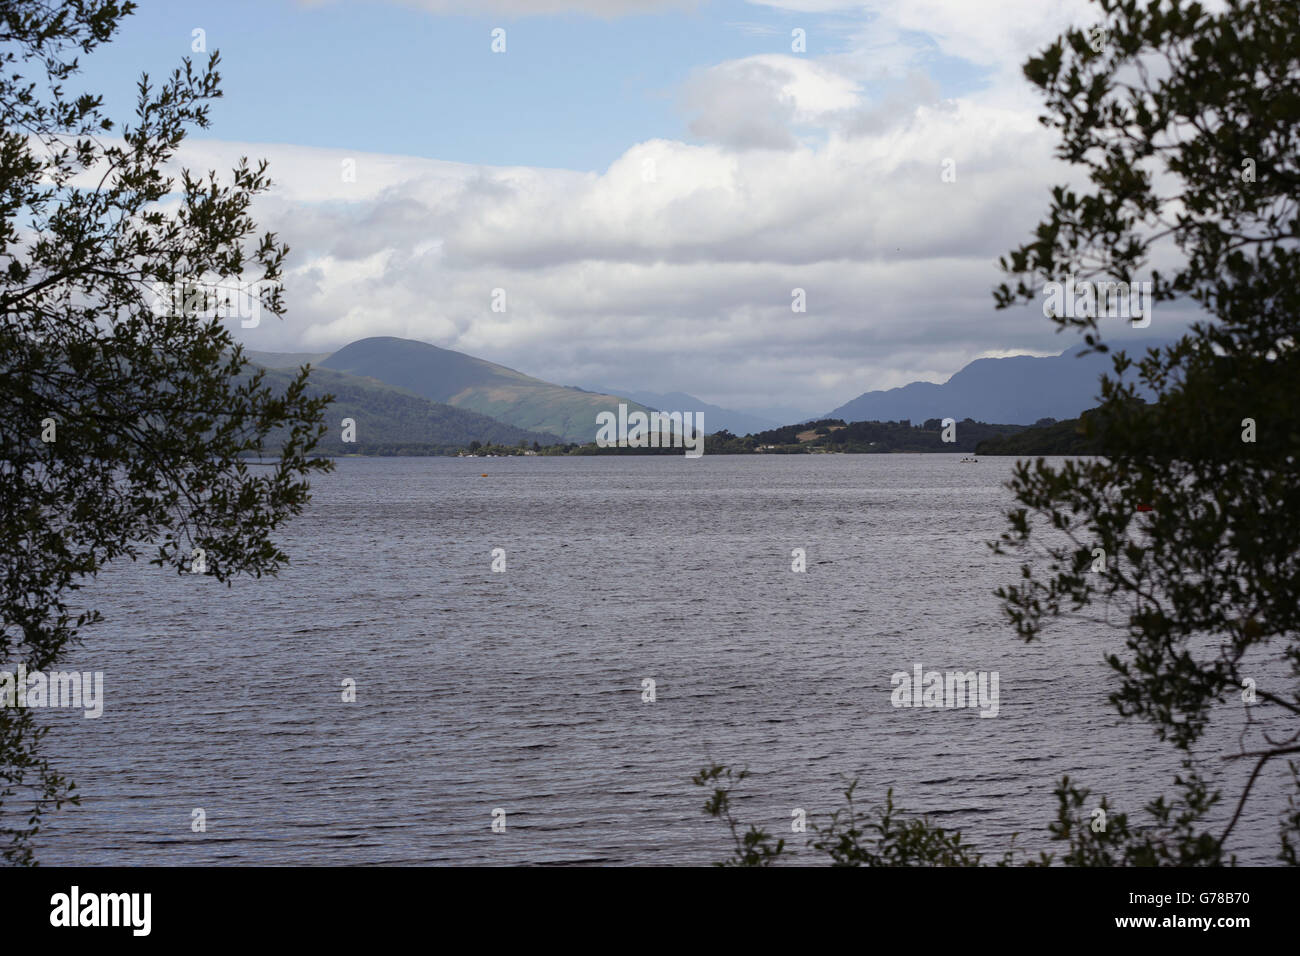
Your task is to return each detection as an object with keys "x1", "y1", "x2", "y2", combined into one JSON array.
[
  {"x1": 318, "y1": 337, "x2": 654, "y2": 443},
  {"x1": 248, "y1": 362, "x2": 560, "y2": 453},
  {"x1": 244, "y1": 349, "x2": 332, "y2": 369},
  {"x1": 827, "y1": 341, "x2": 1166, "y2": 425},
  {"x1": 588, "y1": 387, "x2": 777, "y2": 436}
]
